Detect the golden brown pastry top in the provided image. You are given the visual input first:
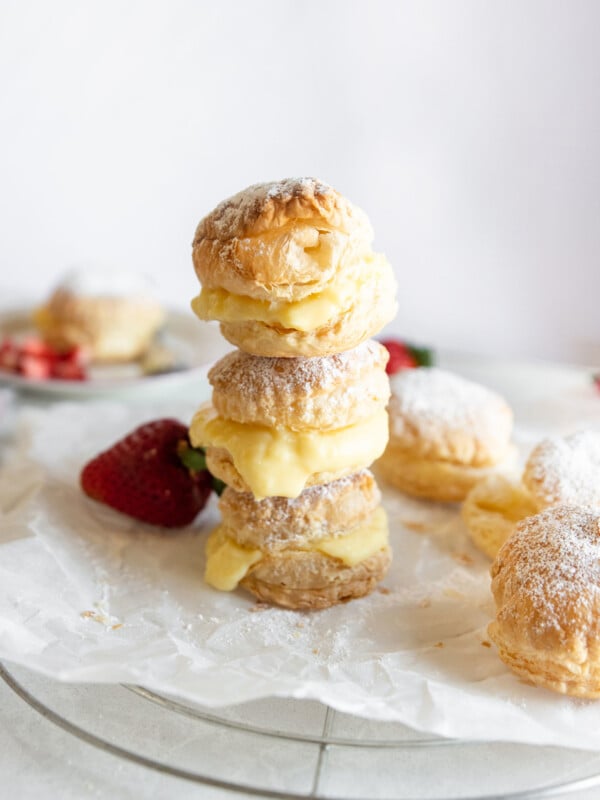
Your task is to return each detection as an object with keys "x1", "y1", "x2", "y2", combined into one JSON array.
[
  {"x1": 208, "y1": 339, "x2": 390, "y2": 430},
  {"x1": 387, "y1": 368, "x2": 513, "y2": 466},
  {"x1": 523, "y1": 430, "x2": 600, "y2": 510},
  {"x1": 491, "y1": 505, "x2": 600, "y2": 655},
  {"x1": 192, "y1": 178, "x2": 375, "y2": 302},
  {"x1": 194, "y1": 177, "x2": 371, "y2": 242}
]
